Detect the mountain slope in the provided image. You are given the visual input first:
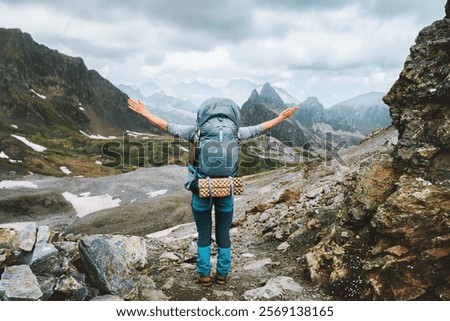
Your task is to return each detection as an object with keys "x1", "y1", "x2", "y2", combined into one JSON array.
[
  {"x1": 0, "y1": 28, "x2": 159, "y2": 137},
  {"x1": 328, "y1": 92, "x2": 392, "y2": 135},
  {"x1": 0, "y1": 28, "x2": 165, "y2": 177}
]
